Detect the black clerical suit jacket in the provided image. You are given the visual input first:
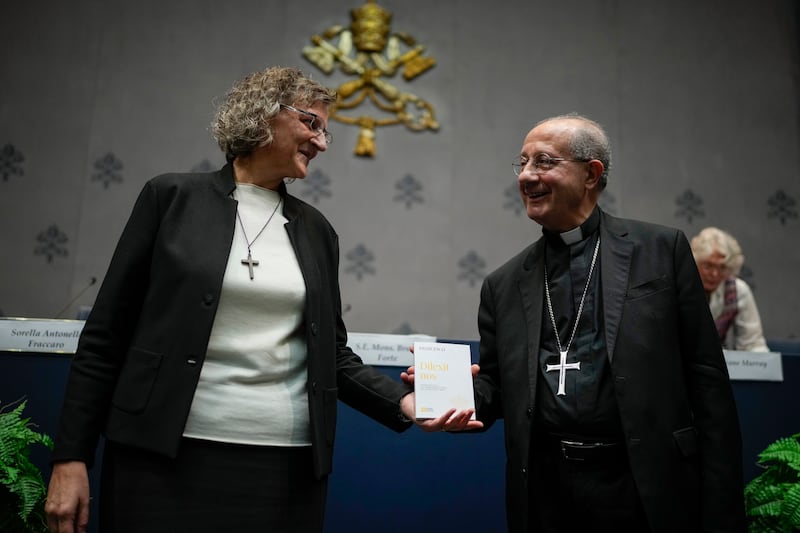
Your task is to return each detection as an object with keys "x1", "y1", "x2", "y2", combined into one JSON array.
[
  {"x1": 52, "y1": 164, "x2": 411, "y2": 478},
  {"x1": 474, "y1": 210, "x2": 745, "y2": 532}
]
